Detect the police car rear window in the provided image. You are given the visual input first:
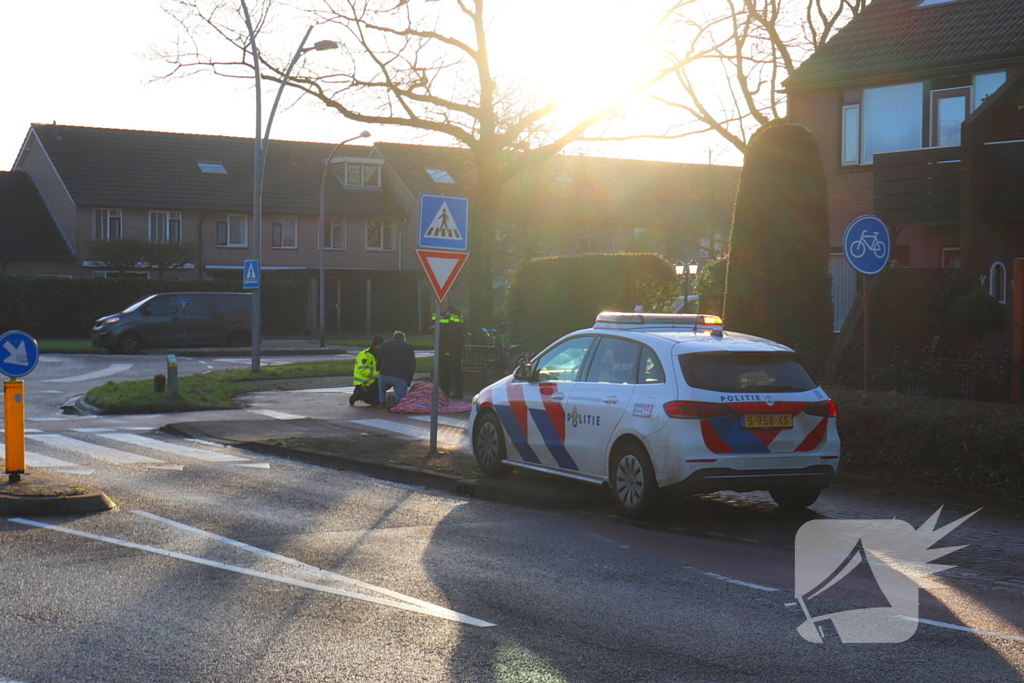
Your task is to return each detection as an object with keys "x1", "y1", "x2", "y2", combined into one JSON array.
[{"x1": 678, "y1": 351, "x2": 817, "y2": 393}]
